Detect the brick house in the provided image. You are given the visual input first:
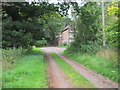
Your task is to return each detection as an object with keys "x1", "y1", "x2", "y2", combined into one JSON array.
[{"x1": 57, "y1": 25, "x2": 75, "y2": 45}]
